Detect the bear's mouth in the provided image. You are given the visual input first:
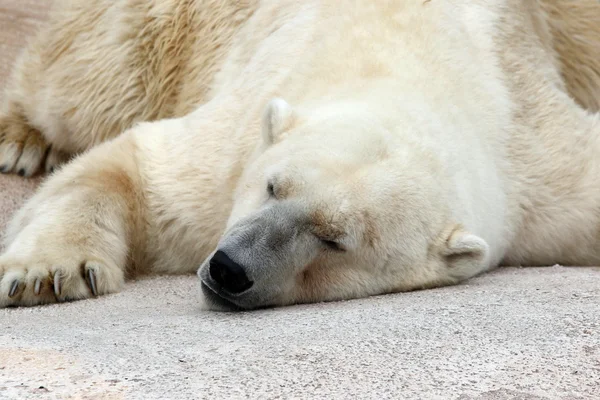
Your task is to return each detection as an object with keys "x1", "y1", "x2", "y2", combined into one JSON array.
[{"x1": 200, "y1": 281, "x2": 244, "y2": 312}]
